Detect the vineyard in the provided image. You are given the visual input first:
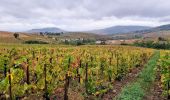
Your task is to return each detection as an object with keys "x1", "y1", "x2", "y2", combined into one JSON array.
[
  {"x1": 158, "y1": 50, "x2": 170, "y2": 99},
  {"x1": 0, "y1": 44, "x2": 169, "y2": 99}
]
